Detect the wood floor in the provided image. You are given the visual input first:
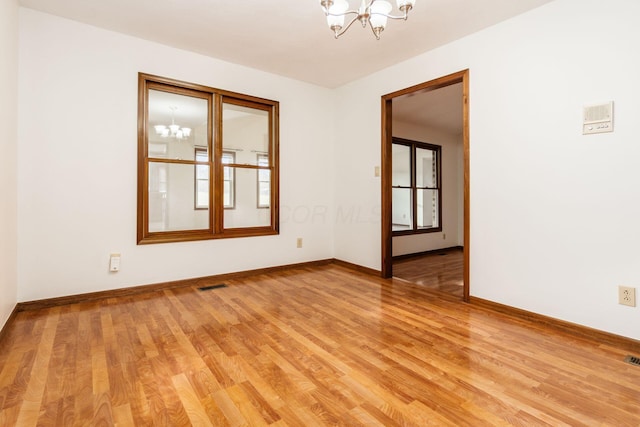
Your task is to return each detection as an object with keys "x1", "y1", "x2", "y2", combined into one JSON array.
[
  {"x1": 393, "y1": 249, "x2": 464, "y2": 298},
  {"x1": 1, "y1": 263, "x2": 640, "y2": 426}
]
